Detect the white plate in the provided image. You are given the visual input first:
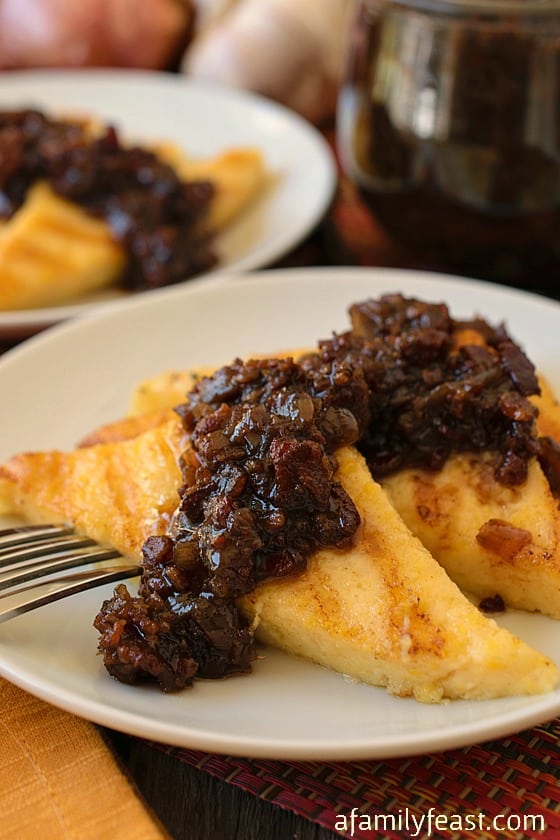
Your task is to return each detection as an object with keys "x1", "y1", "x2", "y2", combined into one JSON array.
[
  {"x1": 0, "y1": 267, "x2": 559, "y2": 760},
  {"x1": 0, "y1": 69, "x2": 335, "y2": 338}
]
